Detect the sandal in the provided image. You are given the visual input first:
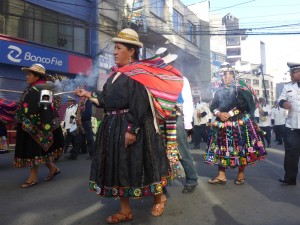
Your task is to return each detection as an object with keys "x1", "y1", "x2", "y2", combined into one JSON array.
[
  {"x1": 208, "y1": 177, "x2": 227, "y2": 185},
  {"x1": 234, "y1": 178, "x2": 245, "y2": 185},
  {"x1": 106, "y1": 211, "x2": 133, "y2": 224},
  {"x1": 21, "y1": 179, "x2": 38, "y2": 188},
  {"x1": 45, "y1": 168, "x2": 60, "y2": 181},
  {"x1": 151, "y1": 195, "x2": 167, "y2": 217}
]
